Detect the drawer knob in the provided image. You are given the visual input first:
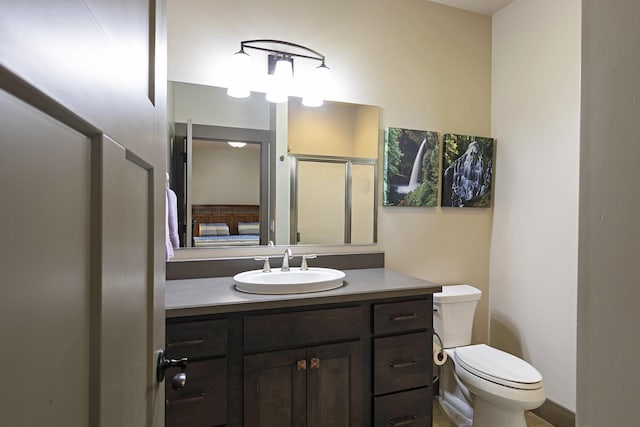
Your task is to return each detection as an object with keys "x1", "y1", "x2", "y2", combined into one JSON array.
[
  {"x1": 389, "y1": 415, "x2": 417, "y2": 425},
  {"x1": 310, "y1": 357, "x2": 320, "y2": 369},
  {"x1": 388, "y1": 313, "x2": 418, "y2": 321},
  {"x1": 388, "y1": 359, "x2": 417, "y2": 369},
  {"x1": 297, "y1": 359, "x2": 307, "y2": 371}
]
